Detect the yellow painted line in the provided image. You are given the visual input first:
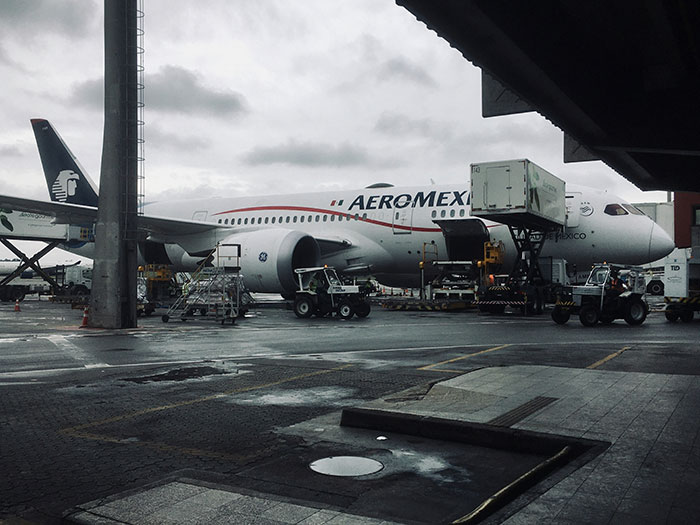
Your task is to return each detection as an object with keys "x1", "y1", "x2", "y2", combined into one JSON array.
[
  {"x1": 419, "y1": 344, "x2": 511, "y2": 372},
  {"x1": 587, "y1": 346, "x2": 631, "y2": 369},
  {"x1": 60, "y1": 364, "x2": 352, "y2": 436}
]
